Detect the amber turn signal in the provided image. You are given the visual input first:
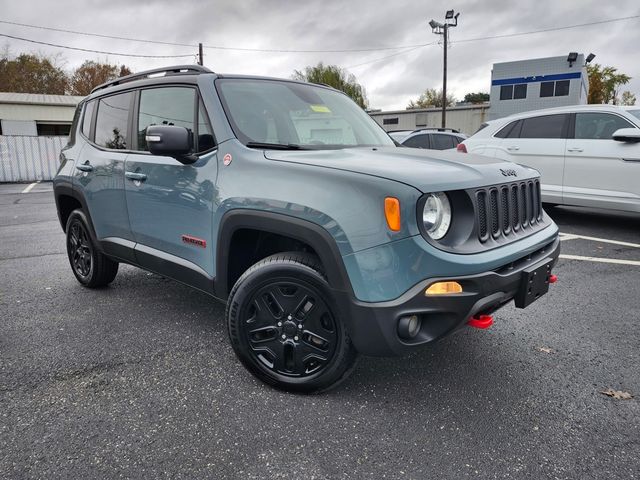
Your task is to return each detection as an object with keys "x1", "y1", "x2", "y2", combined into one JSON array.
[
  {"x1": 384, "y1": 197, "x2": 401, "y2": 232},
  {"x1": 425, "y1": 281, "x2": 463, "y2": 295}
]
